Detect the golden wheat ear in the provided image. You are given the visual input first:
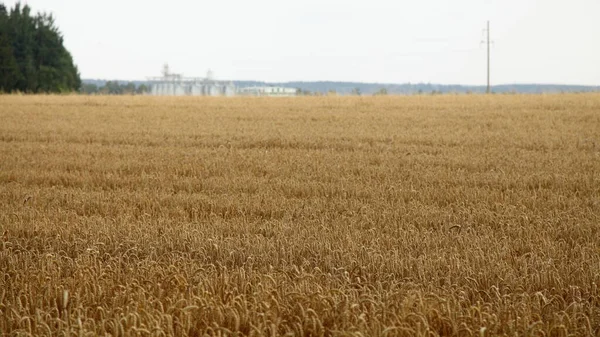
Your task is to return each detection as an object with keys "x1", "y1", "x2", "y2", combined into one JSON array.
[{"x1": 448, "y1": 225, "x2": 461, "y2": 232}]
